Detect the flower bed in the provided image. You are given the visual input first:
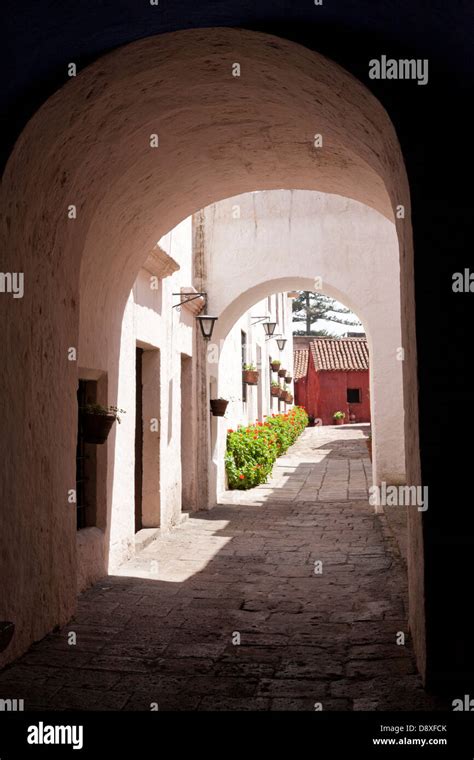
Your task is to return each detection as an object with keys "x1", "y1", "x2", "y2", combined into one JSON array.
[{"x1": 225, "y1": 406, "x2": 309, "y2": 489}]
